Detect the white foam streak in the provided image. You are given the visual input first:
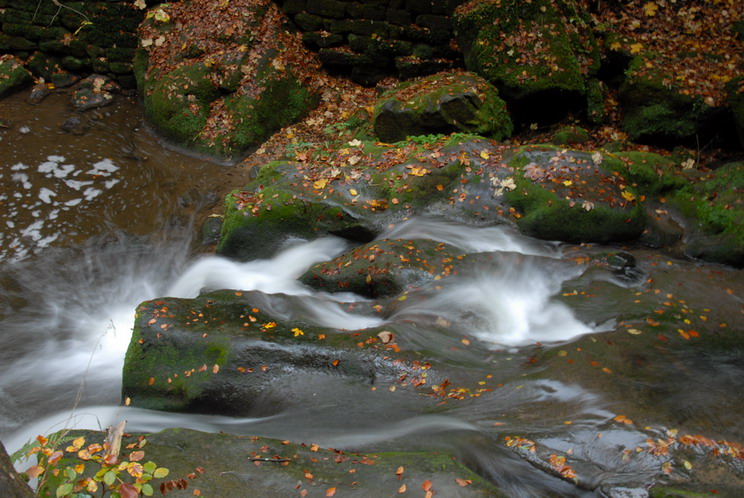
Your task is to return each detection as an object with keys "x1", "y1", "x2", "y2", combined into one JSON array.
[
  {"x1": 167, "y1": 237, "x2": 348, "y2": 298},
  {"x1": 390, "y1": 254, "x2": 593, "y2": 346},
  {"x1": 380, "y1": 217, "x2": 555, "y2": 256}
]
